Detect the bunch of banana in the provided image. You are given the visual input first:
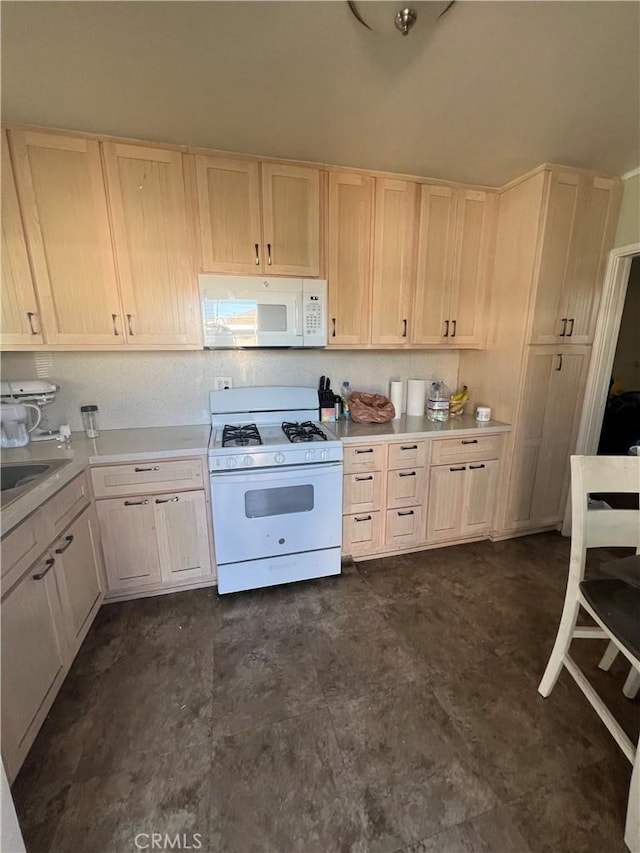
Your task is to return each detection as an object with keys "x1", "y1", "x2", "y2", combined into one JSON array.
[{"x1": 449, "y1": 385, "x2": 469, "y2": 416}]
